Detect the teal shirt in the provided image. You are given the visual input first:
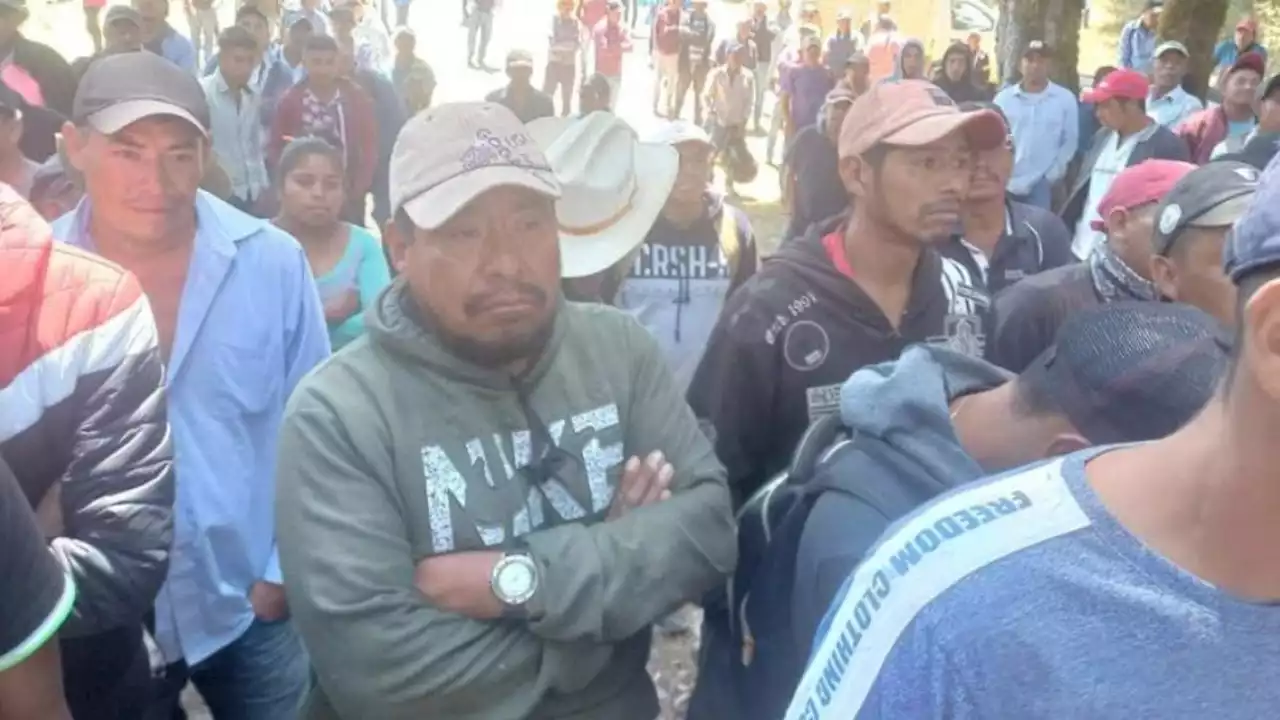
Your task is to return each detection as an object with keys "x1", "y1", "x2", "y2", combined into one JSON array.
[{"x1": 315, "y1": 225, "x2": 392, "y2": 350}]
